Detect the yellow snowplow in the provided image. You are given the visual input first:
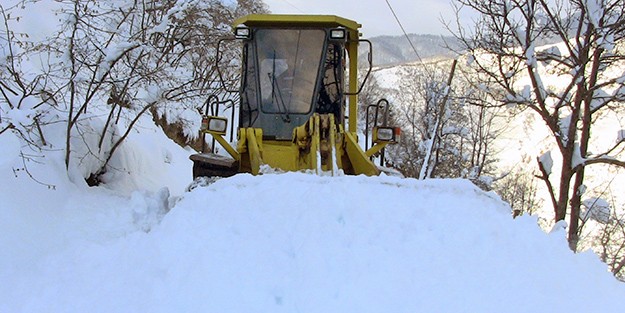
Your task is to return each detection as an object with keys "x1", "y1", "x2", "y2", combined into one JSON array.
[{"x1": 190, "y1": 14, "x2": 400, "y2": 179}]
